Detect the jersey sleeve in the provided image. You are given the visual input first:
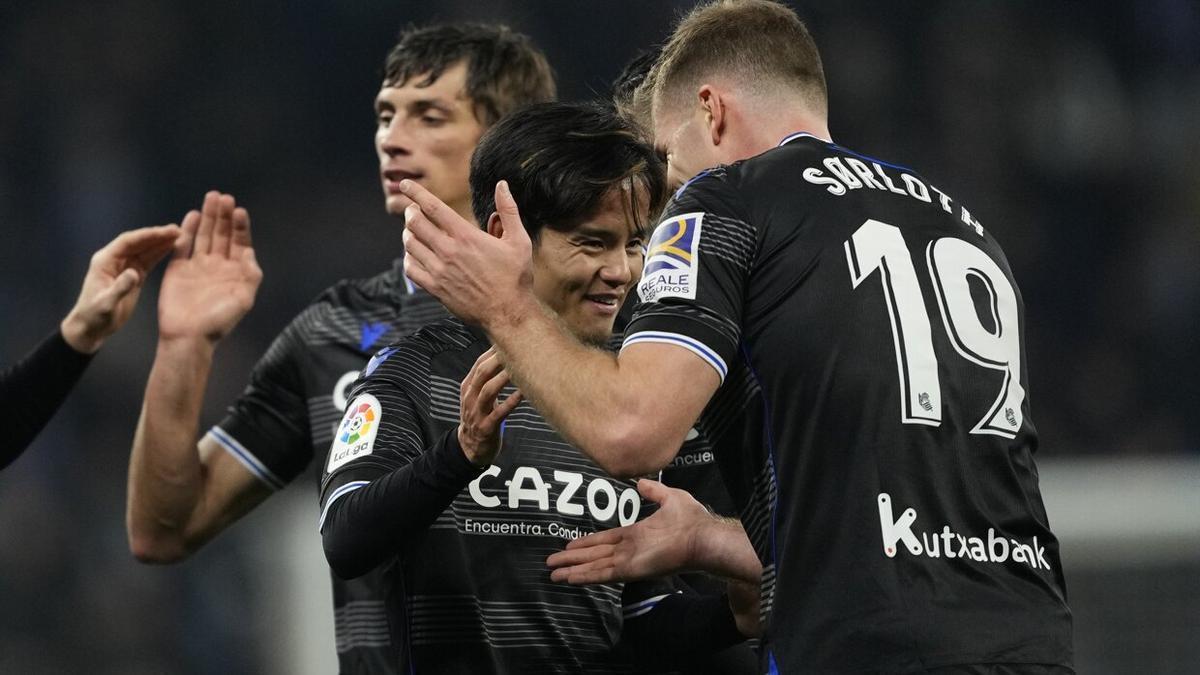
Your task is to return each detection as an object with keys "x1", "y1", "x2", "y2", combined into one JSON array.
[
  {"x1": 623, "y1": 171, "x2": 757, "y2": 384},
  {"x1": 0, "y1": 329, "x2": 94, "y2": 471},
  {"x1": 318, "y1": 369, "x2": 427, "y2": 526},
  {"x1": 210, "y1": 313, "x2": 313, "y2": 490},
  {"x1": 318, "y1": 351, "x2": 484, "y2": 578}
]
